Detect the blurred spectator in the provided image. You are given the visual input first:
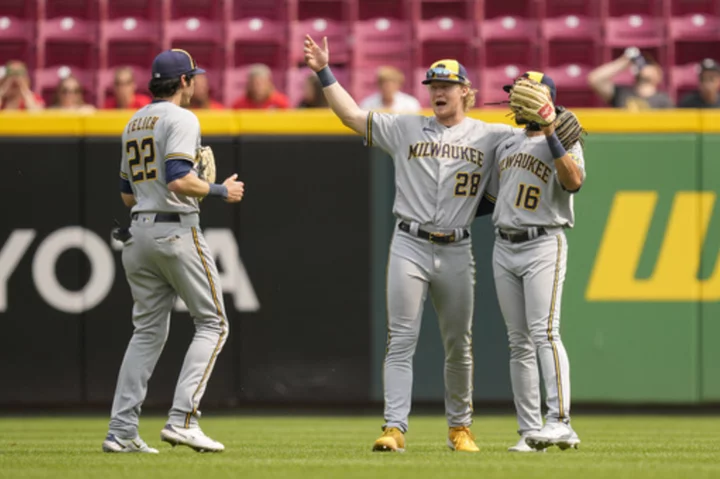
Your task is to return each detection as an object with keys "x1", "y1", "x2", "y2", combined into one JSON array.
[
  {"x1": 678, "y1": 59, "x2": 720, "y2": 109},
  {"x1": 104, "y1": 66, "x2": 151, "y2": 109},
  {"x1": 0, "y1": 60, "x2": 44, "y2": 111},
  {"x1": 360, "y1": 66, "x2": 421, "y2": 113},
  {"x1": 189, "y1": 74, "x2": 223, "y2": 109},
  {"x1": 588, "y1": 47, "x2": 673, "y2": 110},
  {"x1": 297, "y1": 74, "x2": 328, "y2": 108},
  {"x1": 232, "y1": 64, "x2": 289, "y2": 109},
  {"x1": 50, "y1": 76, "x2": 95, "y2": 112}
]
